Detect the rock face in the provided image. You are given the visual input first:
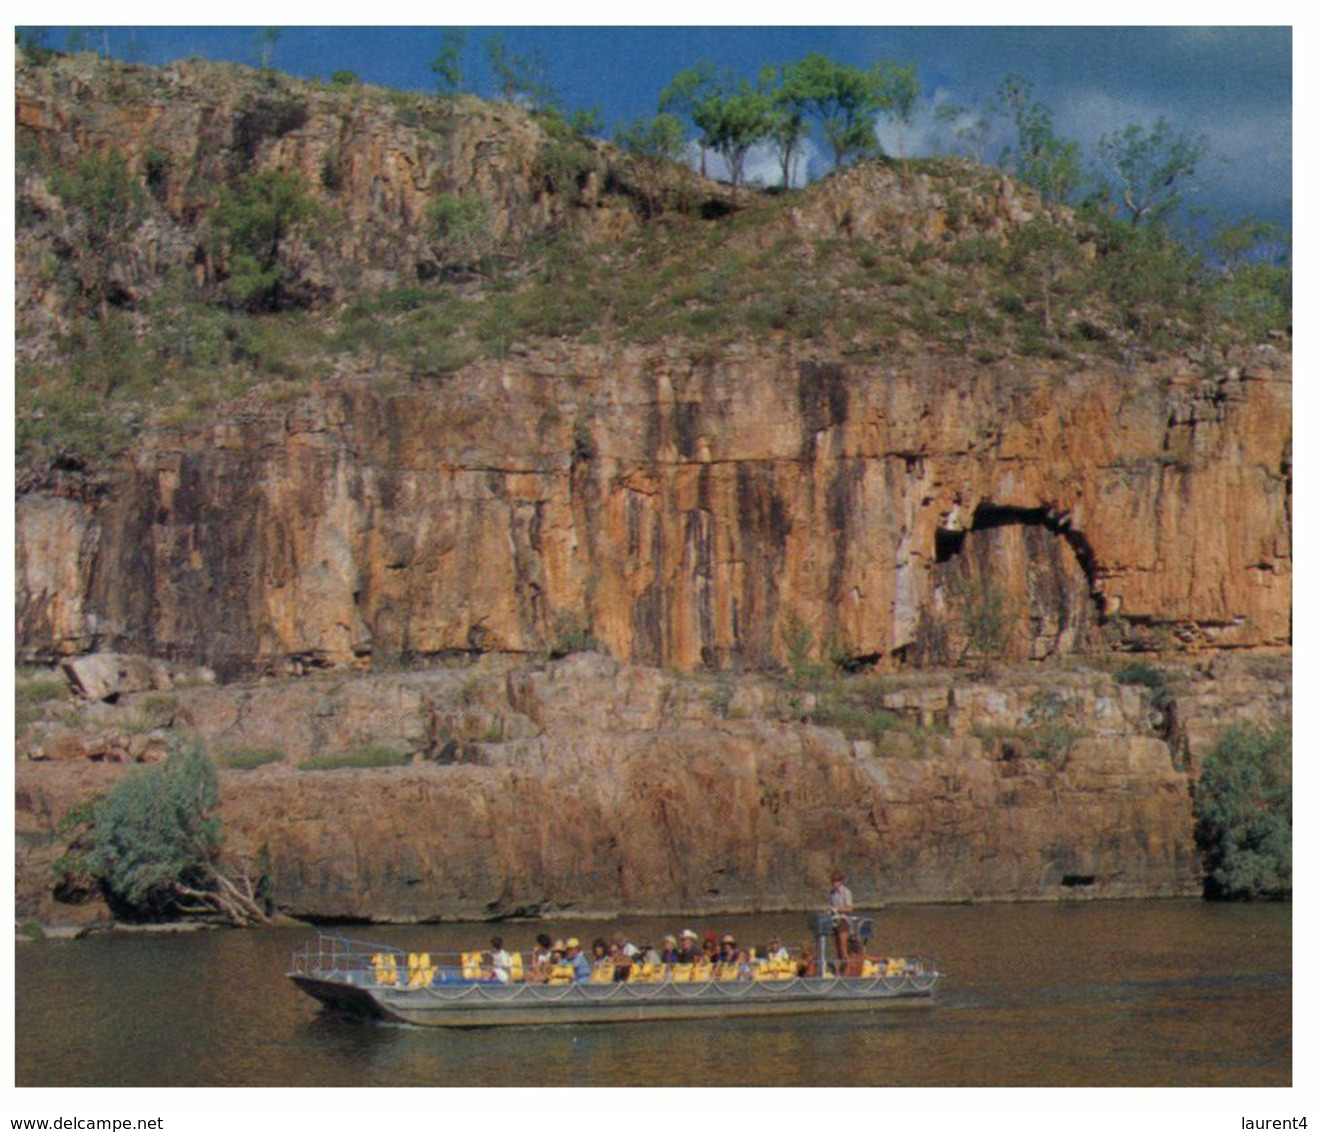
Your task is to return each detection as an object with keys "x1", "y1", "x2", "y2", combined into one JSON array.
[
  {"x1": 15, "y1": 346, "x2": 1292, "y2": 676},
  {"x1": 22, "y1": 653, "x2": 1286, "y2": 925}
]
